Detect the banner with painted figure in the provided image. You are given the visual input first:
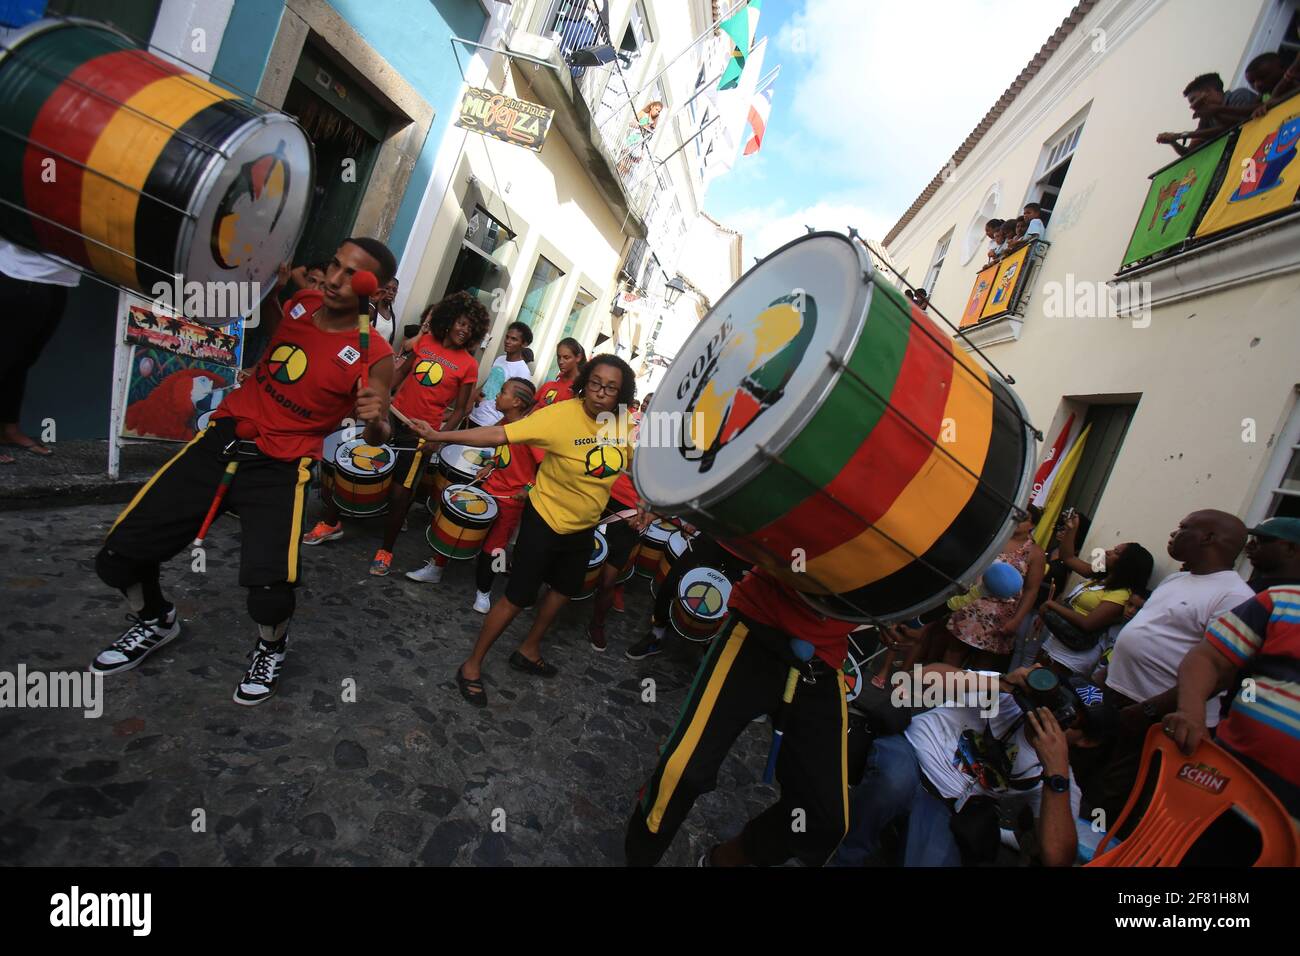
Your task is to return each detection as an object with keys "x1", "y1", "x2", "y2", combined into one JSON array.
[
  {"x1": 960, "y1": 262, "x2": 1000, "y2": 327},
  {"x1": 121, "y1": 347, "x2": 238, "y2": 442},
  {"x1": 1194, "y1": 93, "x2": 1300, "y2": 238},
  {"x1": 978, "y1": 242, "x2": 1031, "y2": 322},
  {"x1": 125, "y1": 304, "x2": 243, "y2": 367},
  {"x1": 1121, "y1": 135, "x2": 1230, "y2": 265}
]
